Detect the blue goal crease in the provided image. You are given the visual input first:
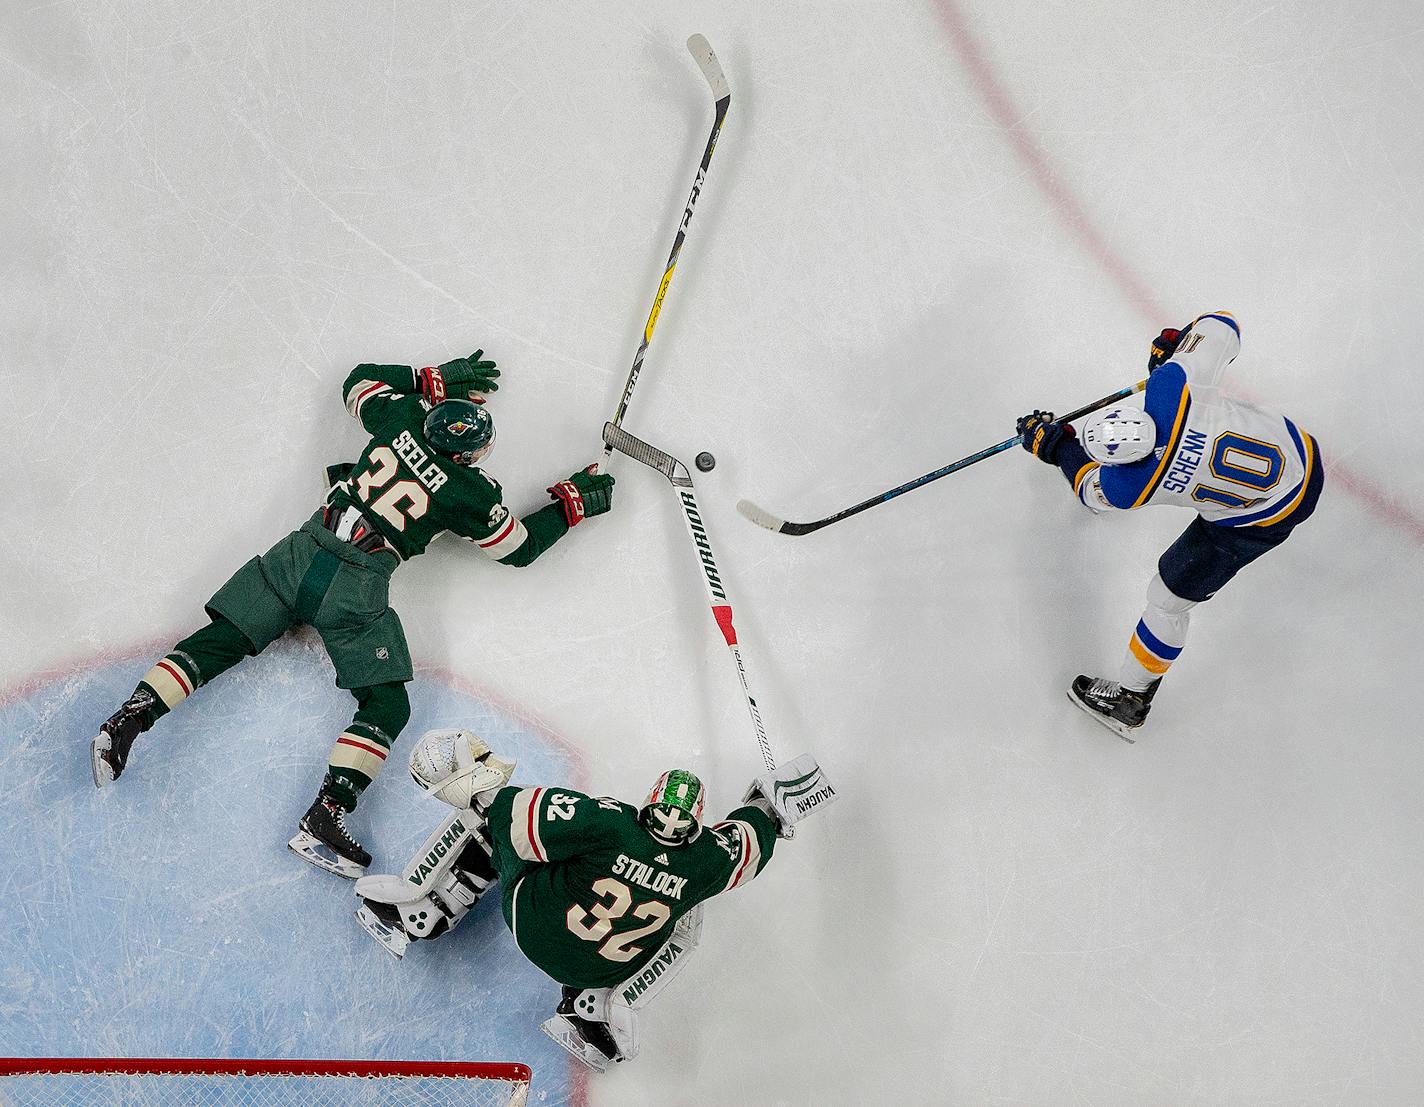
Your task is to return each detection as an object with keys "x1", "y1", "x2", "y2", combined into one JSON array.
[{"x1": 0, "y1": 646, "x2": 577, "y2": 1103}]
